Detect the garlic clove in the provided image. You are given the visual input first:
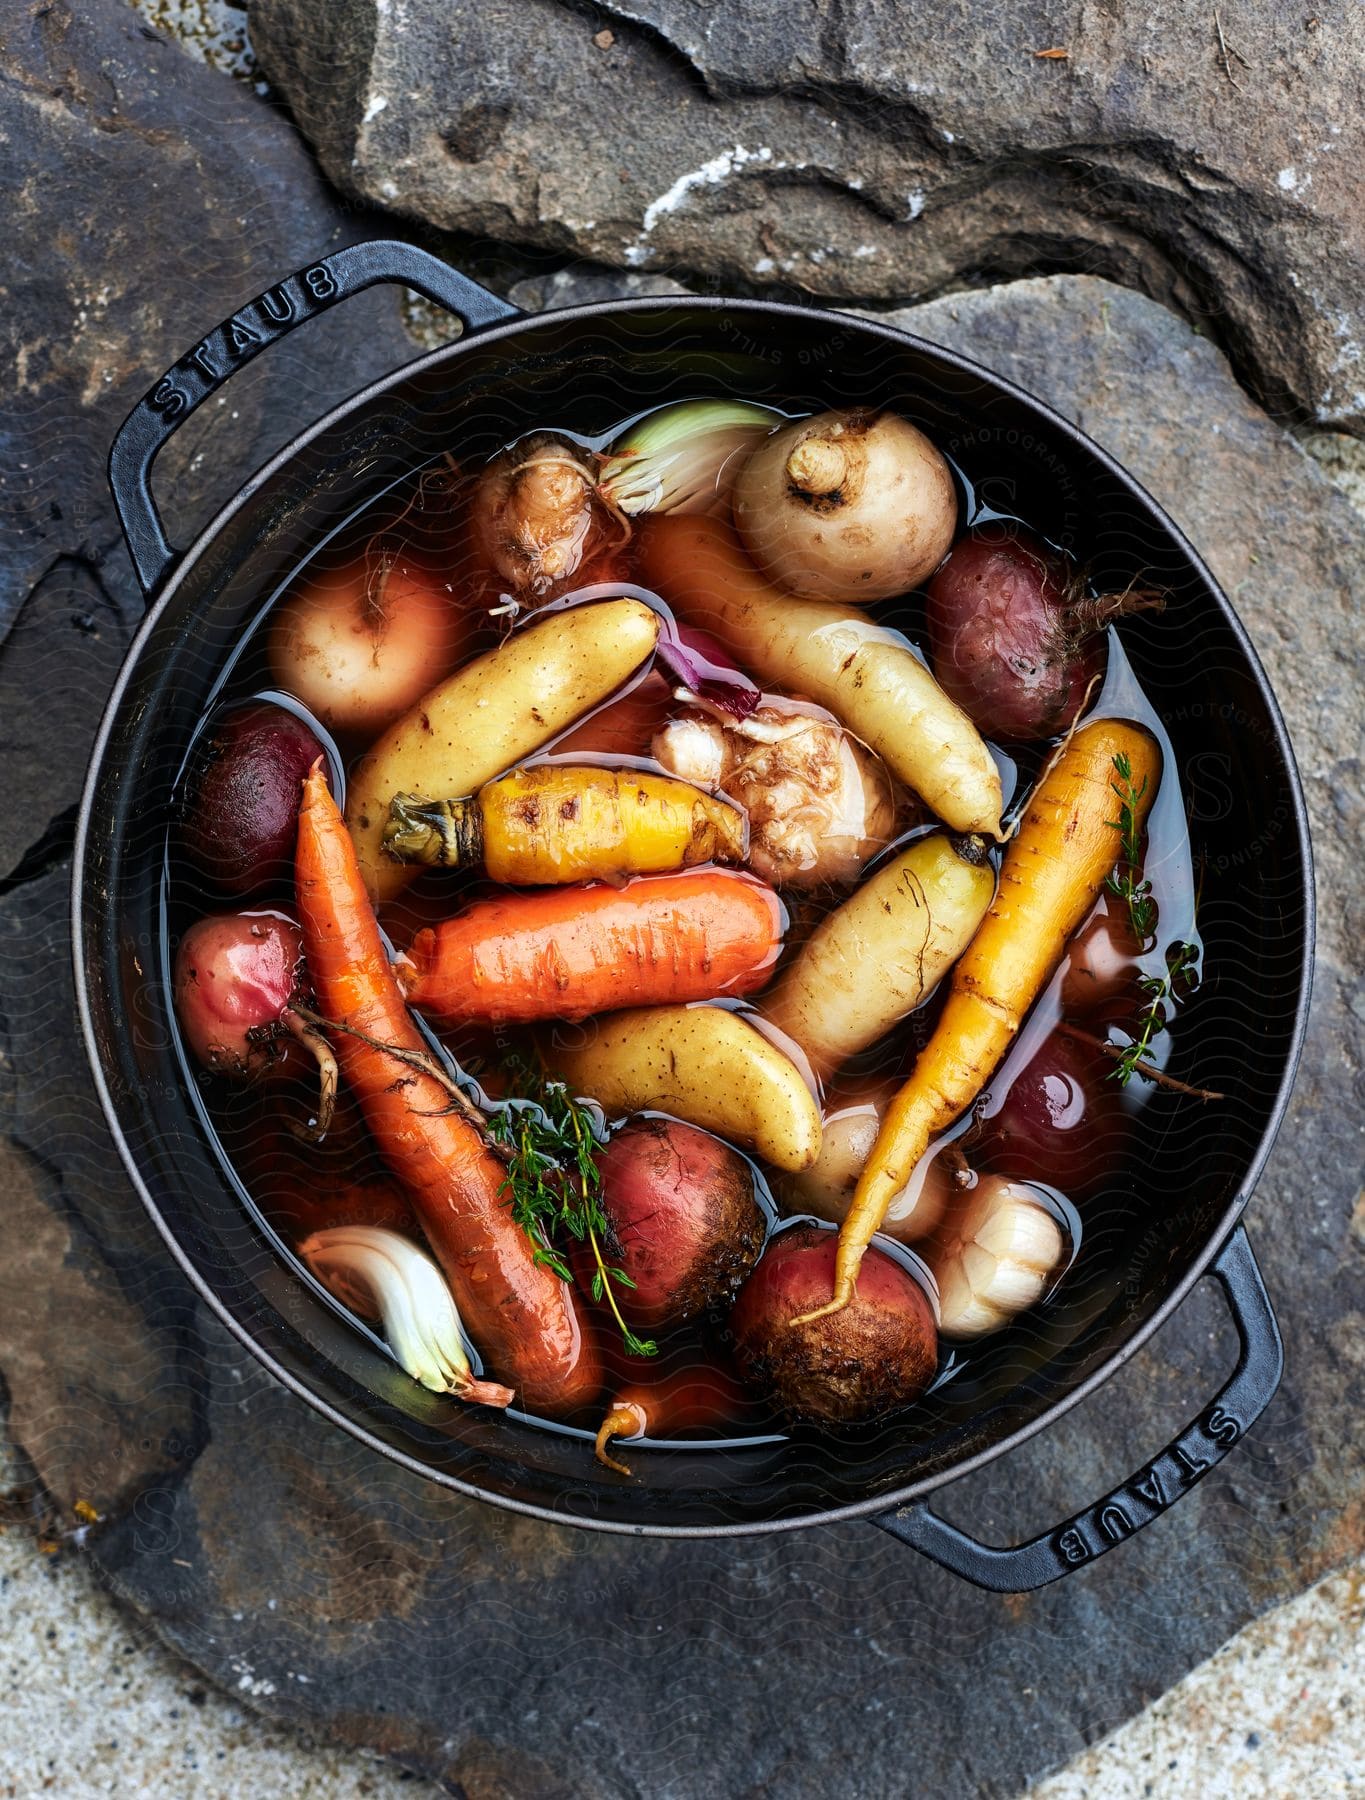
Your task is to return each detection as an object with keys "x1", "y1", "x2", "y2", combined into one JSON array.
[{"x1": 299, "y1": 1225, "x2": 514, "y2": 1407}]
